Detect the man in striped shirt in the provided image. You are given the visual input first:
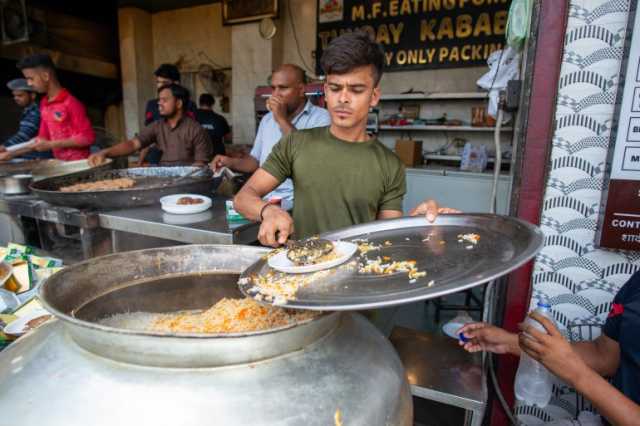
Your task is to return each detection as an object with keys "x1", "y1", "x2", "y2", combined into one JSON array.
[{"x1": 1, "y1": 78, "x2": 52, "y2": 159}]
